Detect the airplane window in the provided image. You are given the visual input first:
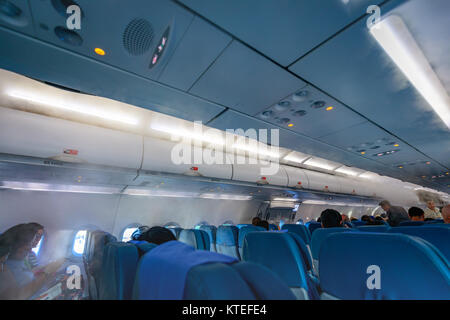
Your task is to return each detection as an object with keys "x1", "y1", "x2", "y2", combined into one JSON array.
[
  {"x1": 122, "y1": 227, "x2": 138, "y2": 242},
  {"x1": 194, "y1": 221, "x2": 208, "y2": 229},
  {"x1": 32, "y1": 236, "x2": 43, "y2": 256},
  {"x1": 72, "y1": 230, "x2": 87, "y2": 256},
  {"x1": 164, "y1": 221, "x2": 181, "y2": 228}
]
